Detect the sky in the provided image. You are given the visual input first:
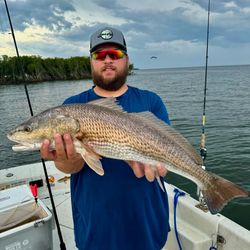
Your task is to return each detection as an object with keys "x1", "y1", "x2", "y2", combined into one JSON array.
[{"x1": 0, "y1": 0, "x2": 250, "y2": 69}]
